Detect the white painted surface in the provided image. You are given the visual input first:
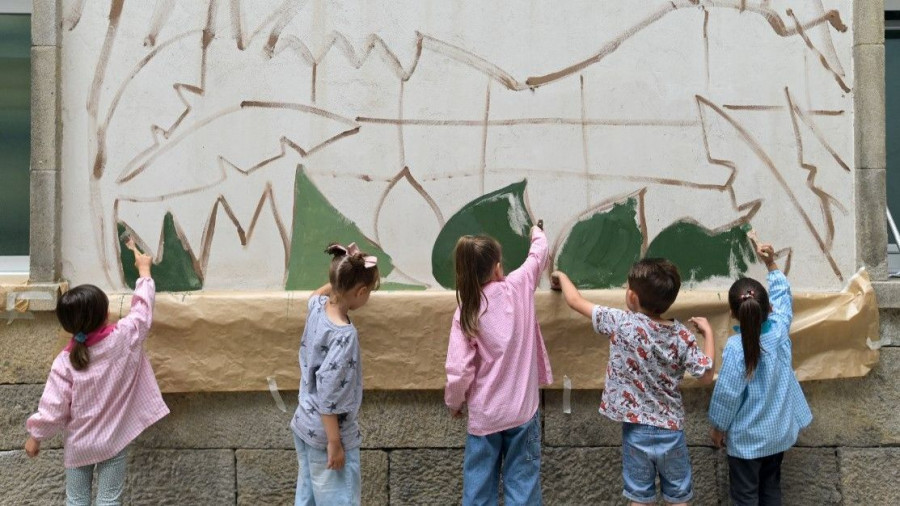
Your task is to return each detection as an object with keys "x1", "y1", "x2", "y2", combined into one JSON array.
[{"x1": 59, "y1": 0, "x2": 857, "y2": 291}]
